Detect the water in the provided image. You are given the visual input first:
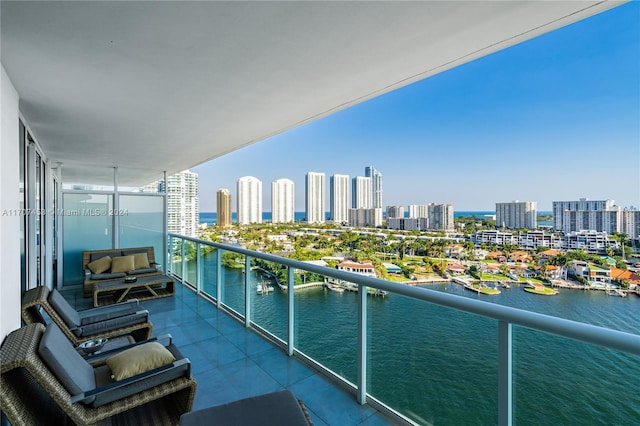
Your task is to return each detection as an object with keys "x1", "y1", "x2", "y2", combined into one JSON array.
[{"x1": 182, "y1": 253, "x2": 640, "y2": 425}]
